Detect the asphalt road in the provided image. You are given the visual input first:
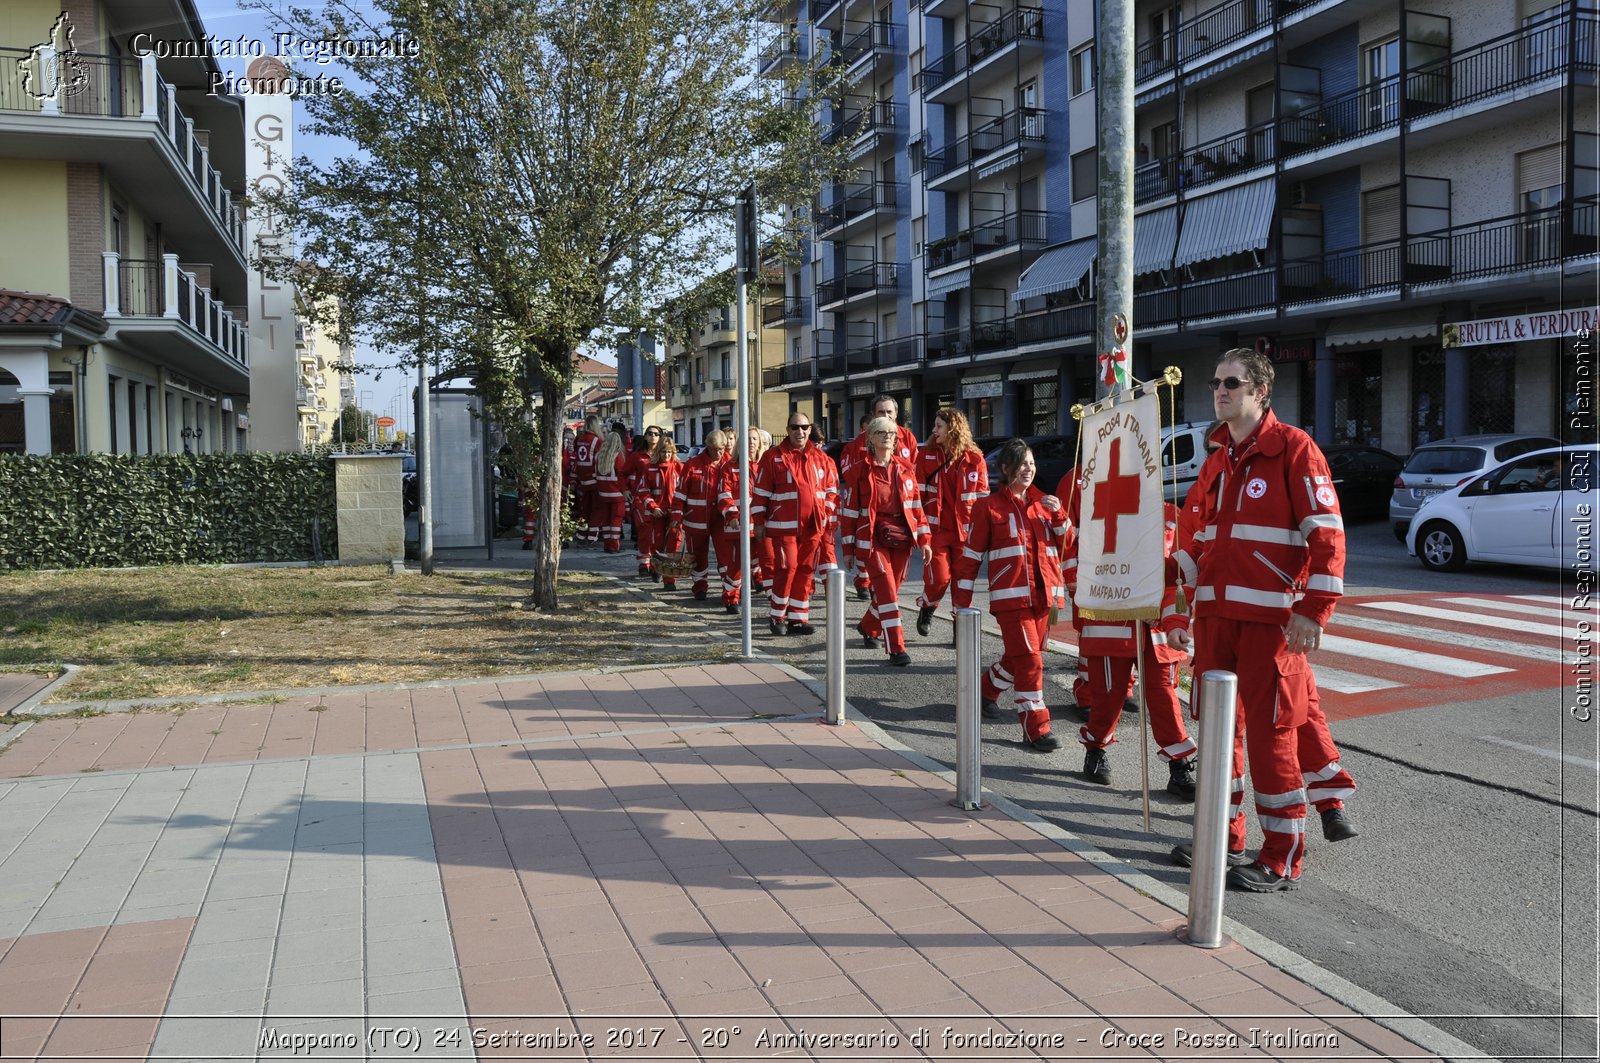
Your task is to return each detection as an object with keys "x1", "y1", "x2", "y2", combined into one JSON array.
[{"x1": 725, "y1": 515, "x2": 1600, "y2": 1063}]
